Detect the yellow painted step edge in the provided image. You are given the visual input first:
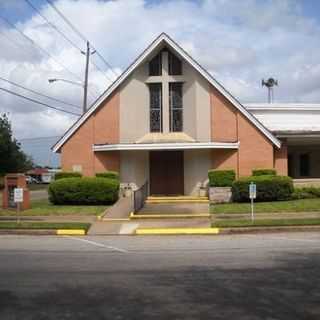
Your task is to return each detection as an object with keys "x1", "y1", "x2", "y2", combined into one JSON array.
[
  {"x1": 56, "y1": 229, "x2": 86, "y2": 235},
  {"x1": 130, "y1": 213, "x2": 210, "y2": 219},
  {"x1": 103, "y1": 218, "x2": 131, "y2": 221},
  {"x1": 147, "y1": 197, "x2": 208, "y2": 200},
  {"x1": 136, "y1": 228, "x2": 219, "y2": 235},
  {"x1": 146, "y1": 200, "x2": 209, "y2": 204}
]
